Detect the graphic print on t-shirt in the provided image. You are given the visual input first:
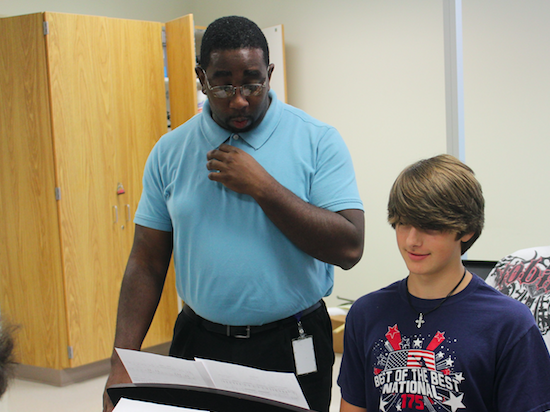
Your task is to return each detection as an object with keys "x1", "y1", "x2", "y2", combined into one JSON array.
[
  {"x1": 485, "y1": 249, "x2": 550, "y2": 350},
  {"x1": 373, "y1": 324, "x2": 465, "y2": 411}
]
